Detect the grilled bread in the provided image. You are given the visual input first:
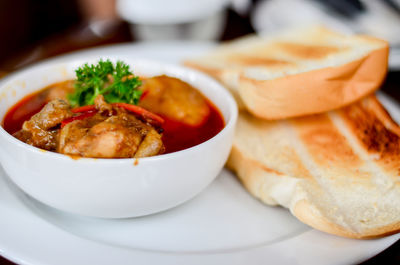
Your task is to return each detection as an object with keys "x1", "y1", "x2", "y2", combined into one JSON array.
[
  {"x1": 185, "y1": 26, "x2": 389, "y2": 119},
  {"x1": 226, "y1": 95, "x2": 400, "y2": 238}
]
